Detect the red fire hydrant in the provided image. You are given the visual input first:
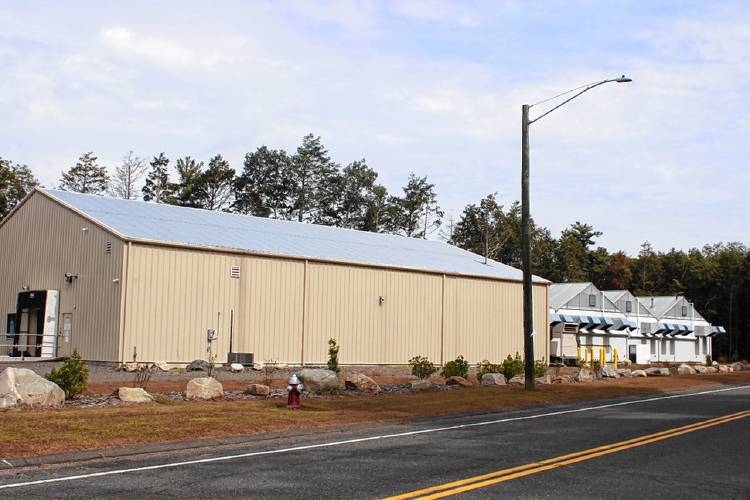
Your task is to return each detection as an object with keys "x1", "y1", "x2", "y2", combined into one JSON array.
[{"x1": 287, "y1": 373, "x2": 304, "y2": 409}]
